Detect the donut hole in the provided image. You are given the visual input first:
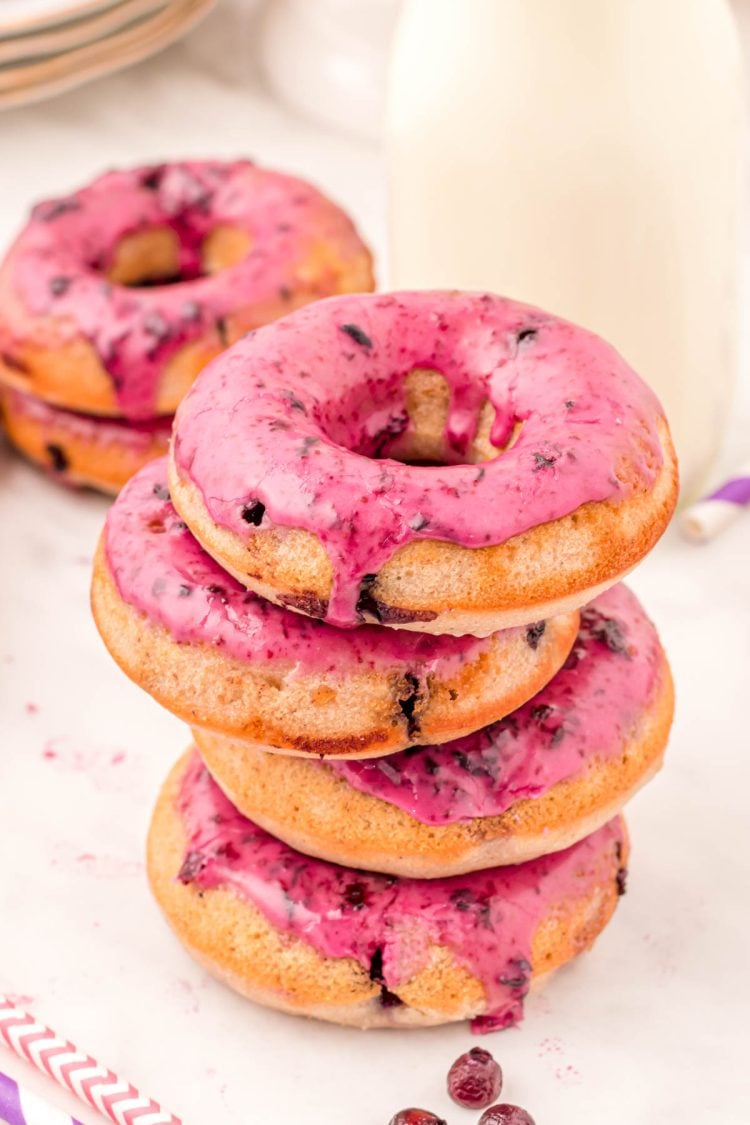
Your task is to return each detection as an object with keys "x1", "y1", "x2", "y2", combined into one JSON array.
[
  {"x1": 105, "y1": 224, "x2": 252, "y2": 287},
  {"x1": 340, "y1": 368, "x2": 523, "y2": 467}
]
